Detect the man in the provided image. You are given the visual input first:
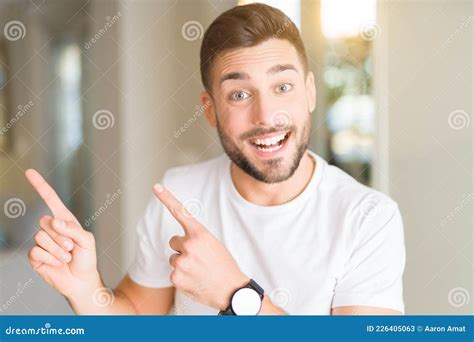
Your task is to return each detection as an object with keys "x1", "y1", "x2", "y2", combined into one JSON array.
[{"x1": 25, "y1": 3, "x2": 405, "y2": 315}]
